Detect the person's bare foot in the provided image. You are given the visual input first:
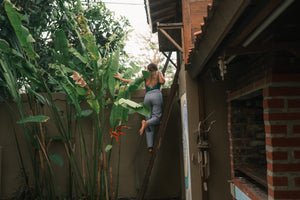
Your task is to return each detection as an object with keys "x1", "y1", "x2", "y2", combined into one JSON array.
[
  {"x1": 148, "y1": 147, "x2": 153, "y2": 153},
  {"x1": 139, "y1": 120, "x2": 148, "y2": 135}
]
